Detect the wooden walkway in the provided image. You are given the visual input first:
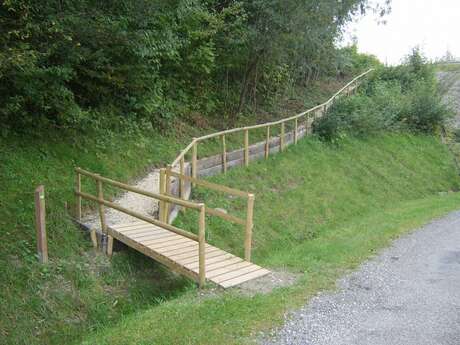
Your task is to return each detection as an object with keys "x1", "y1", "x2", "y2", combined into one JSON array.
[{"x1": 107, "y1": 221, "x2": 270, "y2": 288}]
